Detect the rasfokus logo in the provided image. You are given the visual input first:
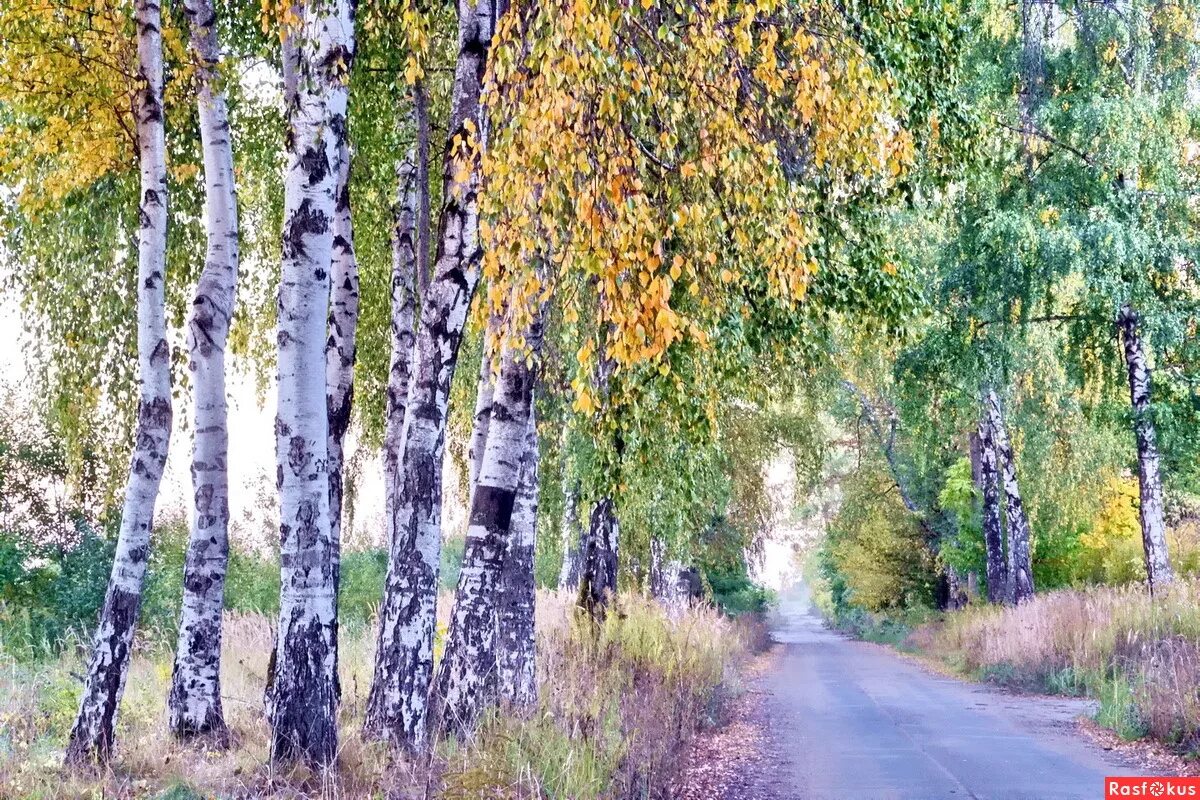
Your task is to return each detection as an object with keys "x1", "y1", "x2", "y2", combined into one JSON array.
[{"x1": 1107, "y1": 778, "x2": 1200, "y2": 798}]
